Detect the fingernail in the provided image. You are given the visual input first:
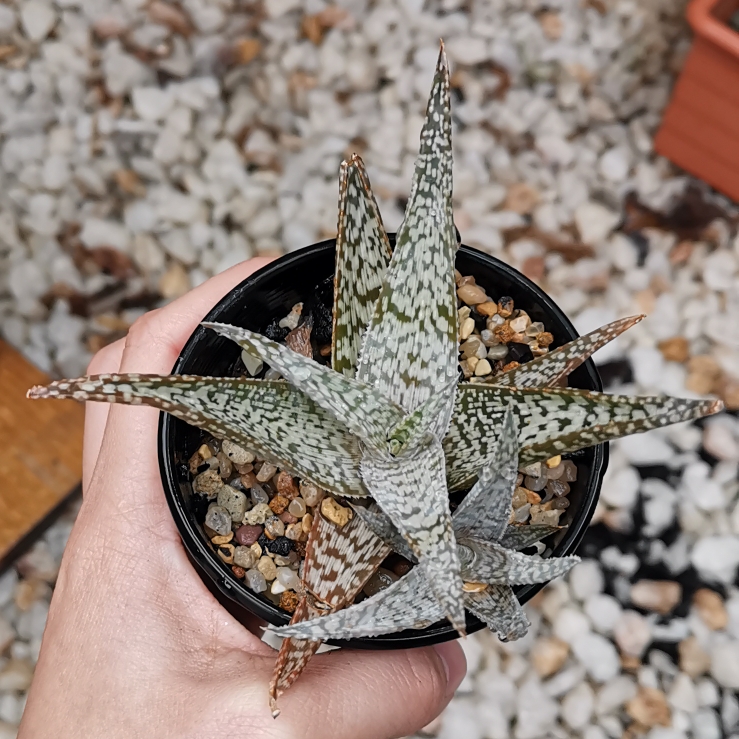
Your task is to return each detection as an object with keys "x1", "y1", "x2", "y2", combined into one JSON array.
[{"x1": 433, "y1": 641, "x2": 467, "y2": 697}]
